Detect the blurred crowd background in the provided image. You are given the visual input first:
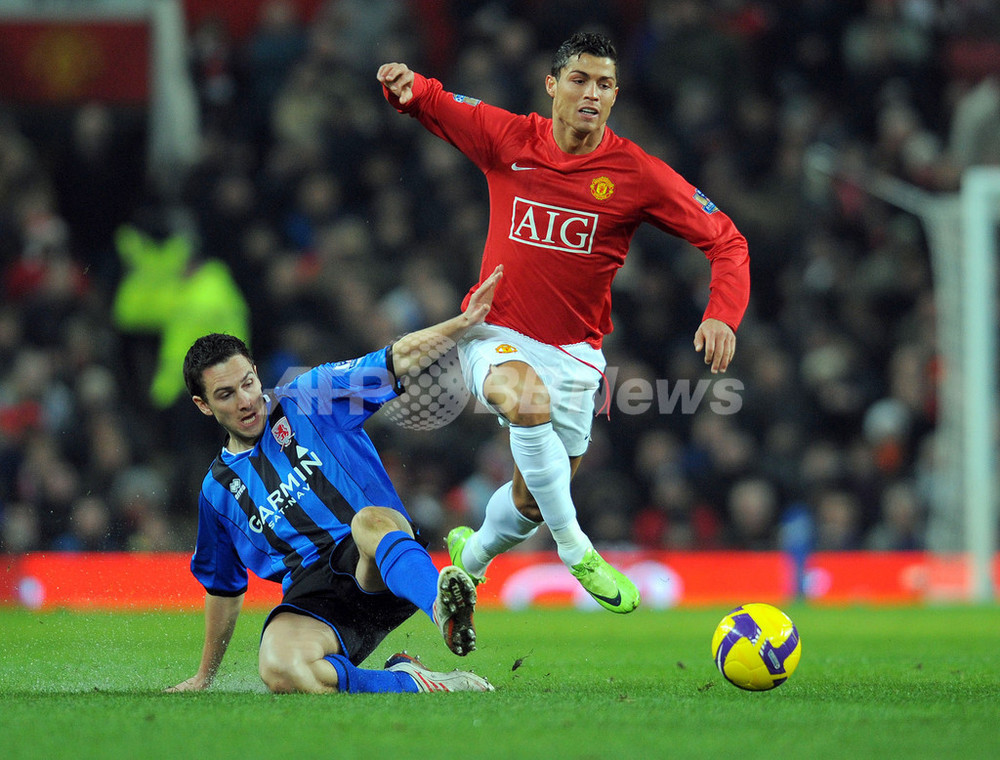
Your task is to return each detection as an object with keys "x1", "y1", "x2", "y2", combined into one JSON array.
[{"x1": 1, "y1": 0, "x2": 998, "y2": 557}]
